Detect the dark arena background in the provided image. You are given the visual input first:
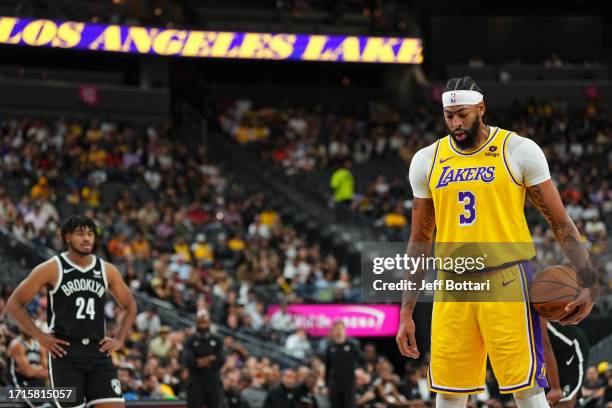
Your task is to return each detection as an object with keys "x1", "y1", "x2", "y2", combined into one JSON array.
[{"x1": 0, "y1": 1, "x2": 612, "y2": 407}]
